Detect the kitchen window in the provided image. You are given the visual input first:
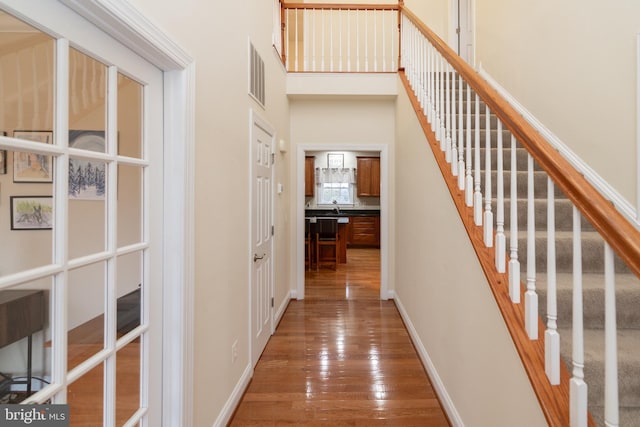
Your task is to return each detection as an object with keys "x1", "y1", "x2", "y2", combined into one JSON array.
[{"x1": 317, "y1": 167, "x2": 354, "y2": 205}]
